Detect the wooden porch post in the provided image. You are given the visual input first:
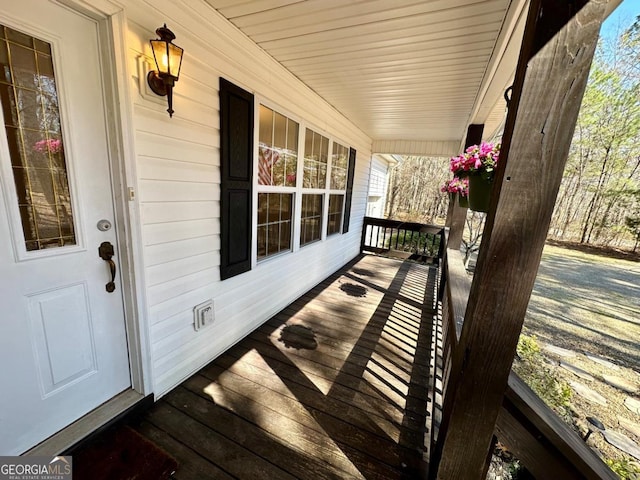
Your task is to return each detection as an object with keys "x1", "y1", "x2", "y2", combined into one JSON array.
[
  {"x1": 445, "y1": 125, "x2": 483, "y2": 250},
  {"x1": 435, "y1": 1, "x2": 608, "y2": 478}
]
